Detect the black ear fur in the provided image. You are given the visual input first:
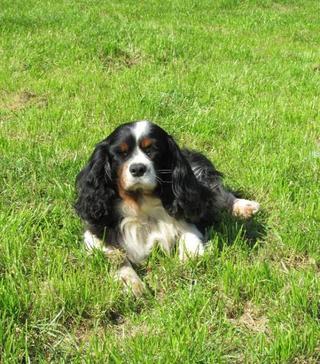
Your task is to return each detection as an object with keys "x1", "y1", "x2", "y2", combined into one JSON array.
[
  {"x1": 74, "y1": 141, "x2": 117, "y2": 228},
  {"x1": 163, "y1": 136, "x2": 206, "y2": 222}
]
